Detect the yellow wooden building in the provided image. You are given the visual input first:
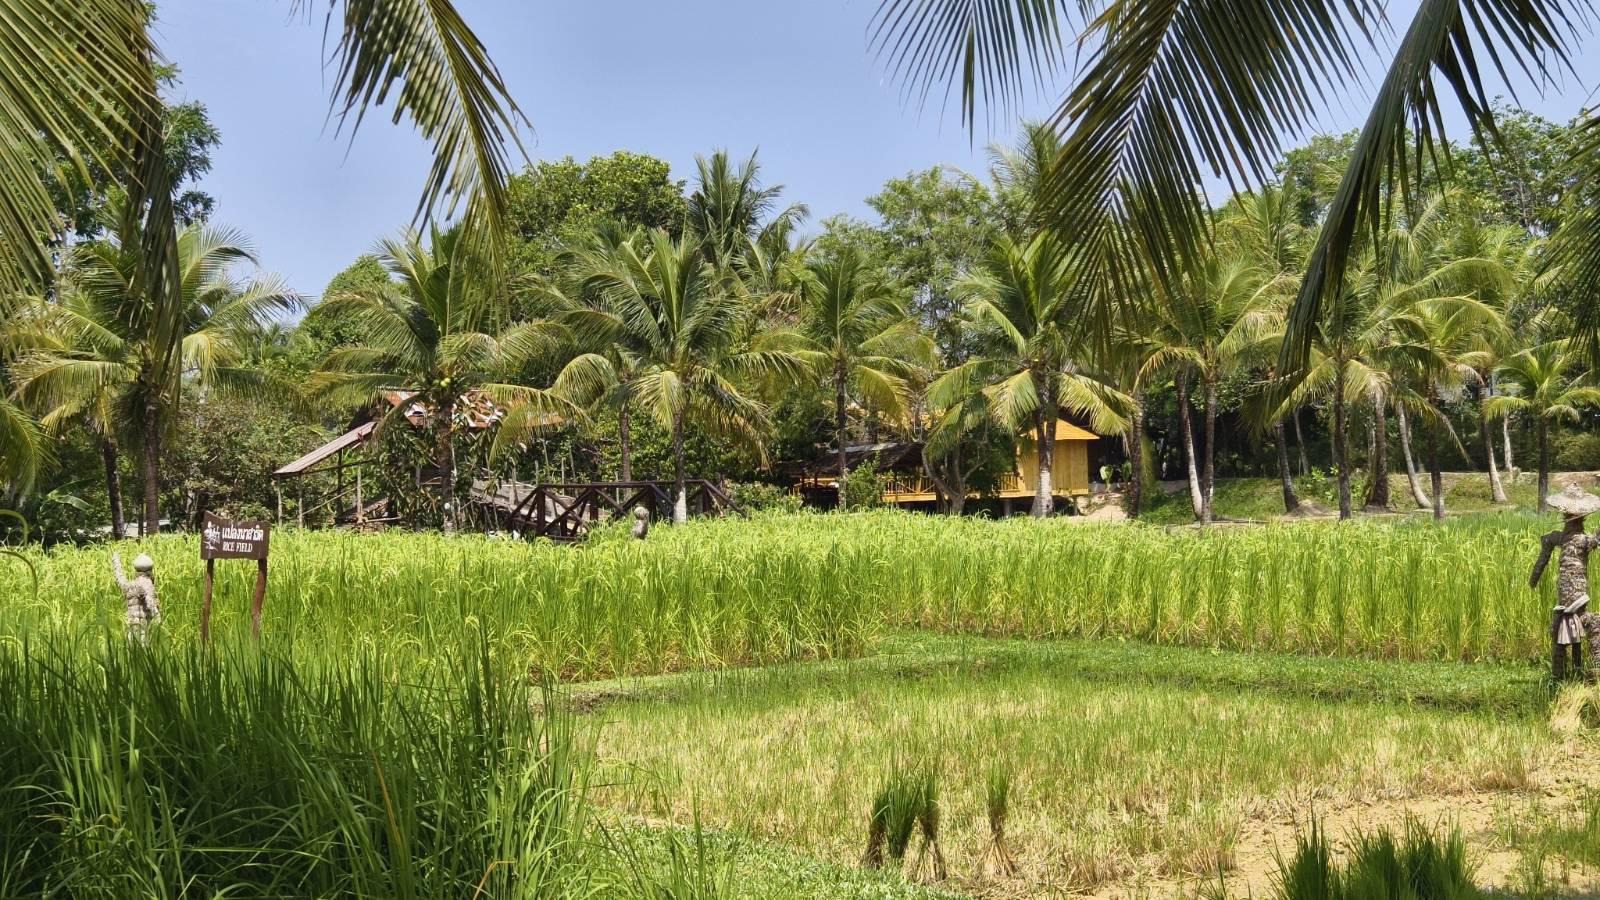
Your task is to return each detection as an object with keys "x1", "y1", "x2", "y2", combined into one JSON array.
[{"x1": 796, "y1": 419, "x2": 1099, "y2": 507}]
